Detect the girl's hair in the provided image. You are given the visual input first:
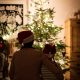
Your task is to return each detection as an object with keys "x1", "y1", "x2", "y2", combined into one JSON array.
[{"x1": 51, "y1": 44, "x2": 56, "y2": 54}]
